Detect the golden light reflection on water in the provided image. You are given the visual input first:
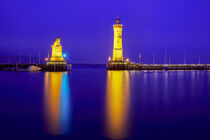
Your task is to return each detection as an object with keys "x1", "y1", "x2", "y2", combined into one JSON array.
[
  {"x1": 44, "y1": 72, "x2": 71, "y2": 135},
  {"x1": 106, "y1": 71, "x2": 130, "y2": 139}
]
